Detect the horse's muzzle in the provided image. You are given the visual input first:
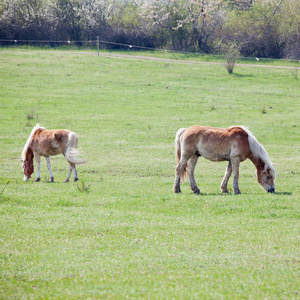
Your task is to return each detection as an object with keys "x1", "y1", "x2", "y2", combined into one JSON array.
[{"x1": 268, "y1": 187, "x2": 275, "y2": 193}]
